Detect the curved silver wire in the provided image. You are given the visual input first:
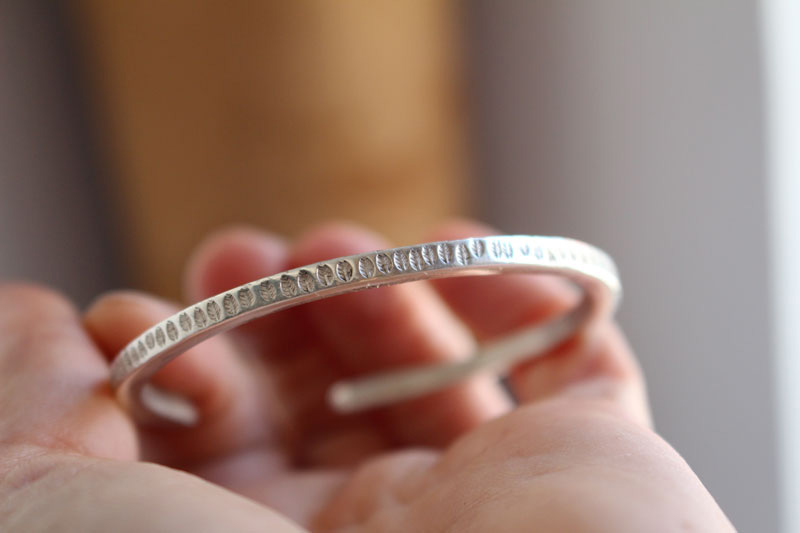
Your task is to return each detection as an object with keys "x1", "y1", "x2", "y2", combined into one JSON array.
[{"x1": 110, "y1": 235, "x2": 621, "y2": 425}]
